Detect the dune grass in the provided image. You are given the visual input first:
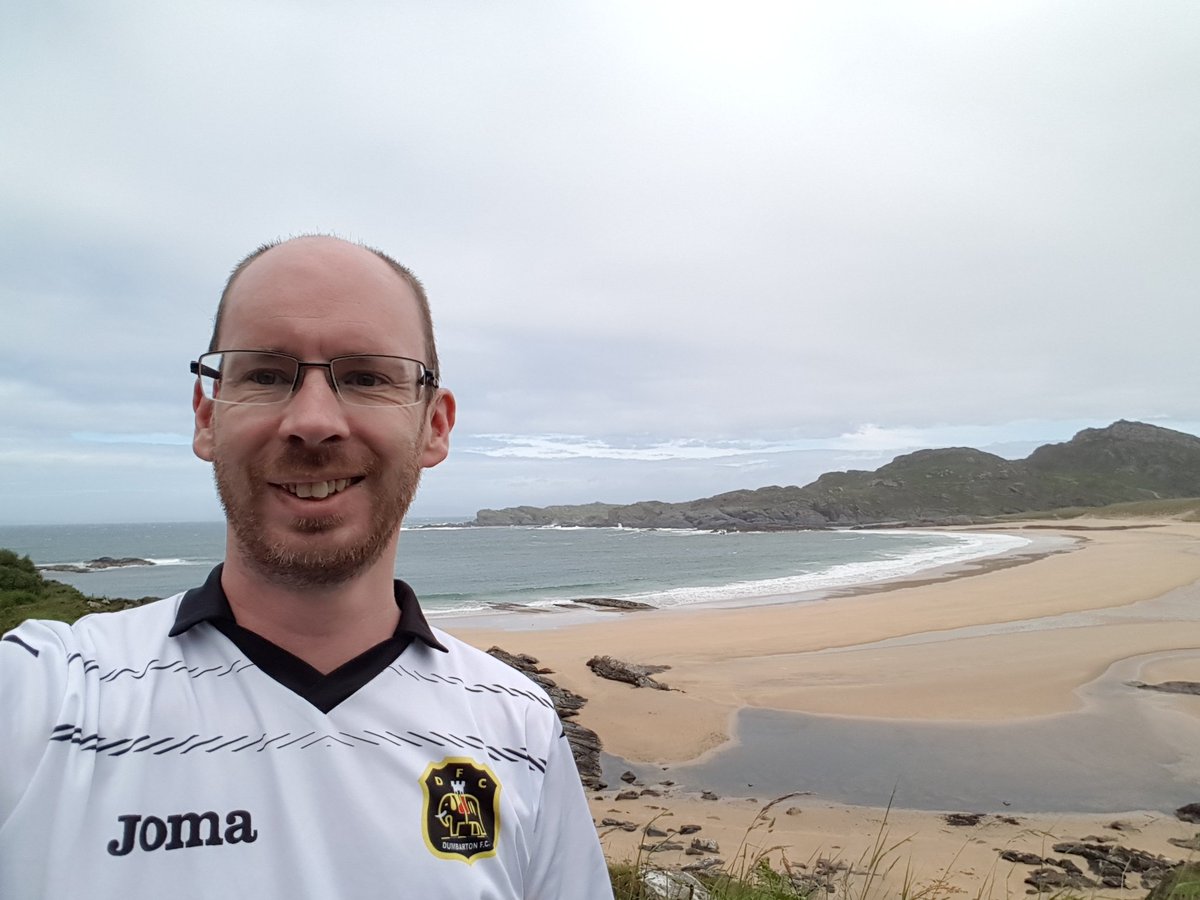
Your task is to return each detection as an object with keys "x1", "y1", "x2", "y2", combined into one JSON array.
[
  {"x1": 606, "y1": 796, "x2": 967, "y2": 900},
  {"x1": 605, "y1": 795, "x2": 1197, "y2": 900},
  {"x1": 1147, "y1": 863, "x2": 1200, "y2": 900}
]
